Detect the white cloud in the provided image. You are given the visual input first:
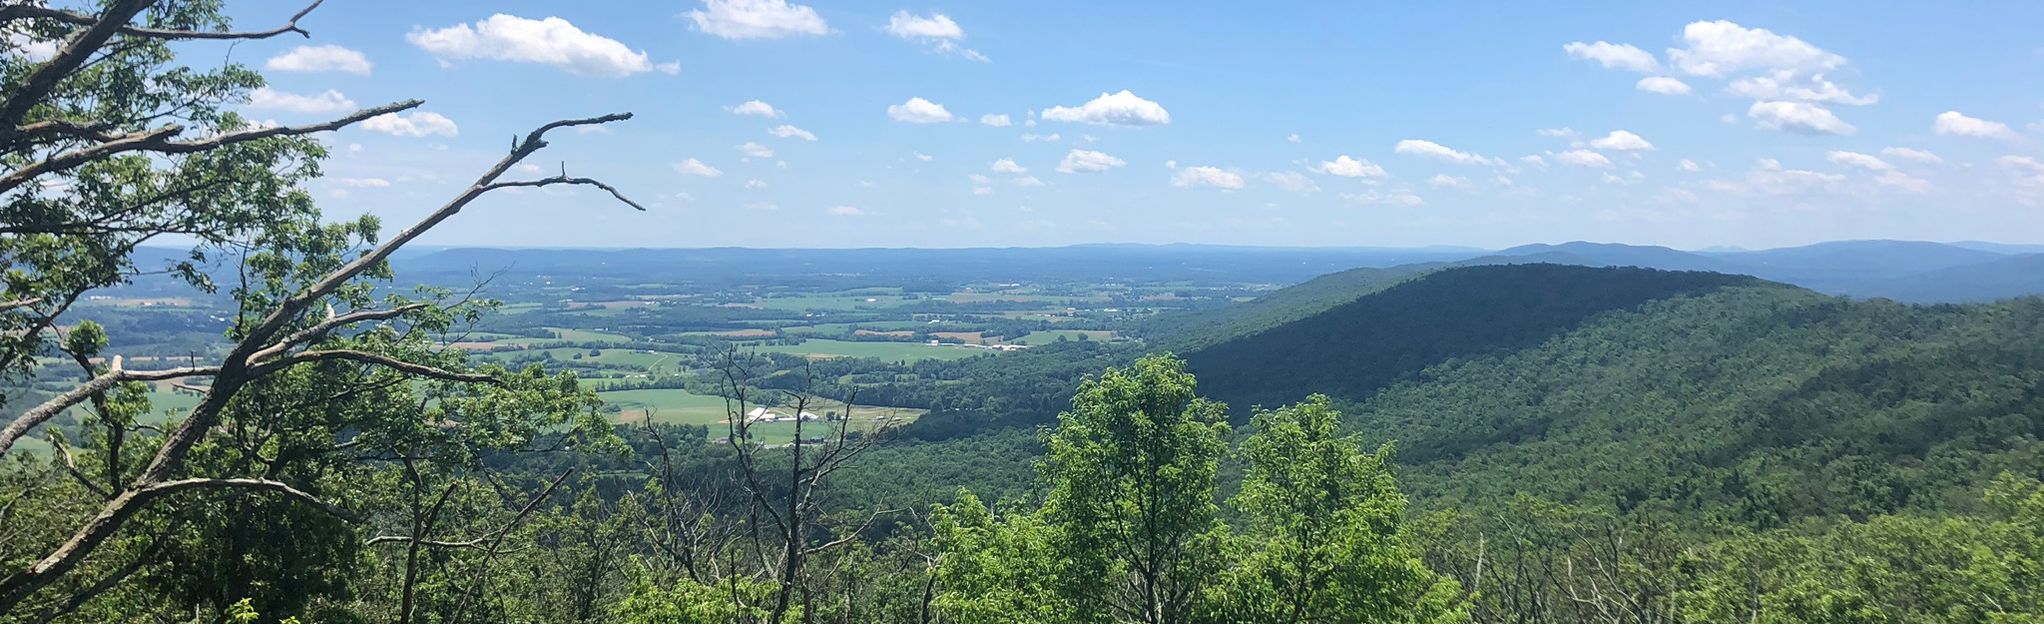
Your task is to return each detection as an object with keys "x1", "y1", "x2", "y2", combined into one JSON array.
[
  {"x1": 1428, "y1": 174, "x2": 1470, "y2": 189},
  {"x1": 1725, "y1": 71, "x2": 1875, "y2": 106},
  {"x1": 1171, "y1": 166, "x2": 1245, "y2": 189},
  {"x1": 362, "y1": 111, "x2": 458, "y2": 137},
  {"x1": 688, "y1": 0, "x2": 829, "y2": 39},
  {"x1": 1519, "y1": 155, "x2": 1548, "y2": 167},
  {"x1": 265, "y1": 45, "x2": 372, "y2": 75},
  {"x1": 737, "y1": 141, "x2": 774, "y2": 158},
  {"x1": 979, "y1": 113, "x2": 1012, "y2": 127},
  {"x1": 730, "y1": 100, "x2": 783, "y2": 117},
  {"x1": 1748, "y1": 101, "x2": 1855, "y2": 135},
  {"x1": 913, "y1": 152, "x2": 934, "y2": 161},
  {"x1": 4, "y1": 32, "x2": 59, "y2": 62},
  {"x1": 672, "y1": 158, "x2": 723, "y2": 177},
  {"x1": 1880, "y1": 147, "x2": 1942, "y2": 164},
  {"x1": 1635, "y1": 76, "x2": 1692, "y2": 95},
  {"x1": 1394, "y1": 139, "x2": 1500, "y2": 166},
  {"x1": 1733, "y1": 158, "x2": 1847, "y2": 196},
  {"x1": 1874, "y1": 171, "x2": 1931, "y2": 194},
  {"x1": 888, "y1": 97, "x2": 955, "y2": 123},
  {"x1": 247, "y1": 87, "x2": 355, "y2": 113},
  {"x1": 745, "y1": 179, "x2": 769, "y2": 189},
  {"x1": 1263, "y1": 171, "x2": 1318, "y2": 193},
  {"x1": 1933, "y1": 111, "x2": 2016, "y2": 140},
  {"x1": 1312, "y1": 155, "x2": 1388, "y2": 178},
  {"x1": 886, "y1": 11, "x2": 963, "y2": 39},
  {"x1": 1589, "y1": 130, "x2": 1655, "y2": 151},
  {"x1": 1286, "y1": 133, "x2": 1302, "y2": 143},
  {"x1": 768, "y1": 124, "x2": 817, "y2": 140},
  {"x1": 1666, "y1": 20, "x2": 1845, "y2": 77},
  {"x1": 1010, "y1": 175, "x2": 1045, "y2": 187},
  {"x1": 826, "y1": 205, "x2": 867, "y2": 216},
  {"x1": 1057, "y1": 149, "x2": 1126, "y2": 173},
  {"x1": 972, "y1": 187, "x2": 993, "y2": 195},
  {"x1": 514, "y1": 163, "x2": 543, "y2": 174},
  {"x1": 885, "y1": 11, "x2": 986, "y2": 61},
  {"x1": 1042, "y1": 90, "x2": 1171, "y2": 126},
  {"x1": 1563, "y1": 41, "x2": 1659, "y2": 73},
  {"x1": 1825, "y1": 150, "x2": 1892, "y2": 171},
  {"x1": 1678, "y1": 159, "x2": 1702, "y2": 172},
  {"x1": 1022, "y1": 132, "x2": 1061, "y2": 142},
  {"x1": 967, "y1": 174, "x2": 992, "y2": 184},
  {"x1": 1554, "y1": 149, "x2": 1613, "y2": 168},
  {"x1": 990, "y1": 158, "x2": 1028, "y2": 174},
  {"x1": 333, "y1": 177, "x2": 390, "y2": 188},
  {"x1": 408, "y1": 14, "x2": 662, "y2": 77},
  {"x1": 1340, "y1": 190, "x2": 1425, "y2": 206}
]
